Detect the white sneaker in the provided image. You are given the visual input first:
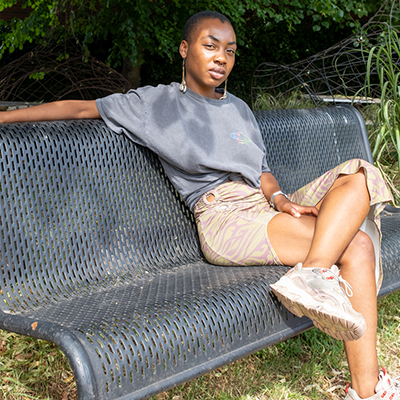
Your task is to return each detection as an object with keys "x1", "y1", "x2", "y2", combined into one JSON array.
[
  {"x1": 344, "y1": 368, "x2": 400, "y2": 399},
  {"x1": 270, "y1": 263, "x2": 366, "y2": 341}
]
